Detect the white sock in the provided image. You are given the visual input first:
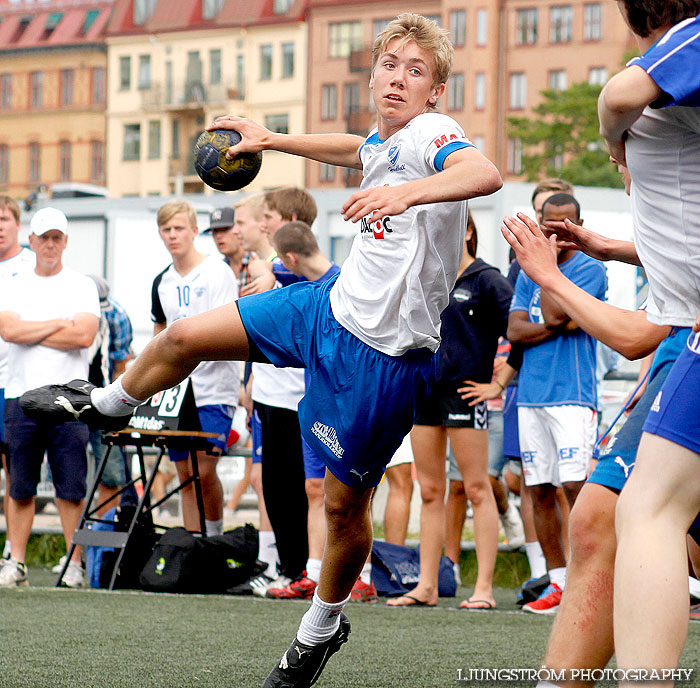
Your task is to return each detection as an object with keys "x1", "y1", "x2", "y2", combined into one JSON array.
[
  {"x1": 525, "y1": 541, "x2": 547, "y2": 578},
  {"x1": 258, "y1": 530, "x2": 279, "y2": 576},
  {"x1": 360, "y1": 562, "x2": 371, "y2": 585},
  {"x1": 453, "y1": 561, "x2": 461, "y2": 587},
  {"x1": 91, "y1": 377, "x2": 143, "y2": 416},
  {"x1": 690, "y1": 576, "x2": 700, "y2": 599},
  {"x1": 306, "y1": 558, "x2": 322, "y2": 583},
  {"x1": 205, "y1": 518, "x2": 223, "y2": 536},
  {"x1": 548, "y1": 566, "x2": 567, "y2": 590},
  {"x1": 297, "y1": 590, "x2": 350, "y2": 646},
  {"x1": 2, "y1": 540, "x2": 10, "y2": 558}
]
